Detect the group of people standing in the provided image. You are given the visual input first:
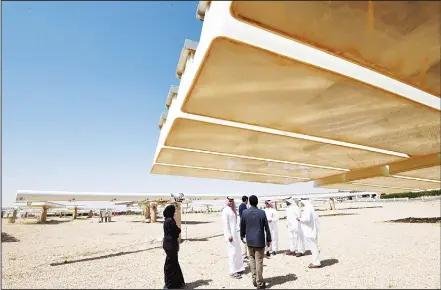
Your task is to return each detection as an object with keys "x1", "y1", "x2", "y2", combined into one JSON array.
[
  {"x1": 237, "y1": 196, "x2": 279, "y2": 260},
  {"x1": 285, "y1": 199, "x2": 321, "y2": 267},
  {"x1": 98, "y1": 209, "x2": 112, "y2": 223},
  {"x1": 222, "y1": 195, "x2": 321, "y2": 289},
  {"x1": 160, "y1": 195, "x2": 321, "y2": 289}
]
